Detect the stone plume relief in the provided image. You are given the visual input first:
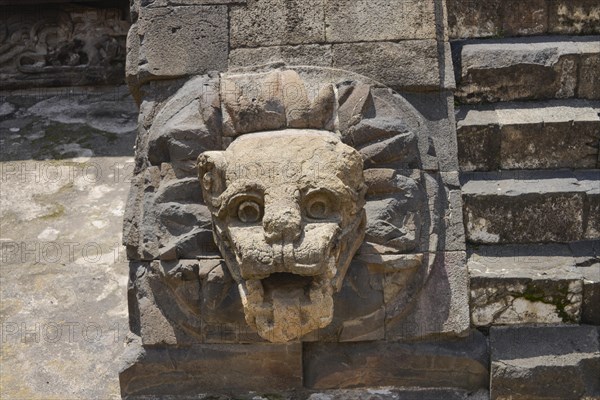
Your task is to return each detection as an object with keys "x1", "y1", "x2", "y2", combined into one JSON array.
[{"x1": 125, "y1": 68, "x2": 467, "y2": 345}]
